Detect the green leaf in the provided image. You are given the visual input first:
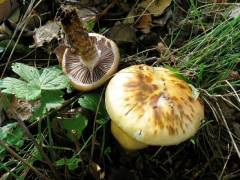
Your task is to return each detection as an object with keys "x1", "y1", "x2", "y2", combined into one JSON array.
[
  {"x1": 12, "y1": 63, "x2": 40, "y2": 82},
  {"x1": 0, "y1": 77, "x2": 41, "y2": 100},
  {"x1": 190, "y1": 139, "x2": 196, "y2": 145},
  {"x1": 196, "y1": 64, "x2": 205, "y2": 86},
  {"x1": 0, "y1": 123, "x2": 24, "y2": 157},
  {"x1": 33, "y1": 90, "x2": 64, "y2": 119},
  {"x1": 66, "y1": 157, "x2": 81, "y2": 170},
  {"x1": 0, "y1": 46, "x2": 4, "y2": 53},
  {"x1": 166, "y1": 66, "x2": 191, "y2": 83},
  {"x1": 26, "y1": 81, "x2": 42, "y2": 100},
  {"x1": 86, "y1": 19, "x2": 95, "y2": 31},
  {"x1": 41, "y1": 90, "x2": 64, "y2": 110},
  {"x1": 78, "y1": 93, "x2": 108, "y2": 117},
  {"x1": 39, "y1": 67, "x2": 69, "y2": 90},
  {"x1": 55, "y1": 156, "x2": 81, "y2": 171},
  {"x1": 0, "y1": 64, "x2": 69, "y2": 102},
  {"x1": 61, "y1": 113, "x2": 88, "y2": 141},
  {"x1": 0, "y1": 40, "x2": 31, "y2": 54}
]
